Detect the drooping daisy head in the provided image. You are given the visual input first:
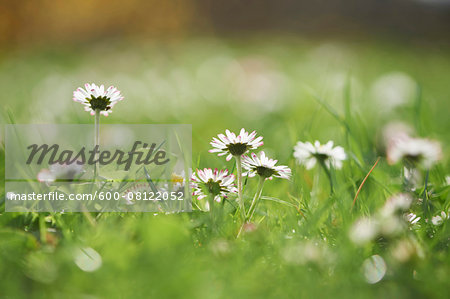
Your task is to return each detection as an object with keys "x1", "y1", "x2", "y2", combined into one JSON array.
[
  {"x1": 242, "y1": 151, "x2": 291, "y2": 180},
  {"x1": 387, "y1": 136, "x2": 442, "y2": 169},
  {"x1": 37, "y1": 162, "x2": 85, "y2": 184},
  {"x1": 191, "y1": 168, "x2": 237, "y2": 202},
  {"x1": 209, "y1": 129, "x2": 263, "y2": 161},
  {"x1": 73, "y1": 83, "x2": 123, "y2": 116},
  {"x1": 293, "y1": 140, "x2": 346, "y2": 170}
]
